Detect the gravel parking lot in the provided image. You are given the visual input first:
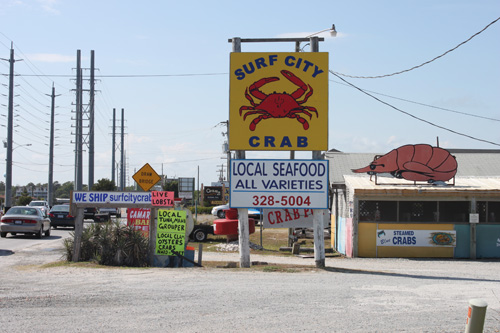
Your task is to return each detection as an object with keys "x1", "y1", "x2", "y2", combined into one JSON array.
[{"x1": 1, "y1": 239, "x2": 499, "y2": 332}]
